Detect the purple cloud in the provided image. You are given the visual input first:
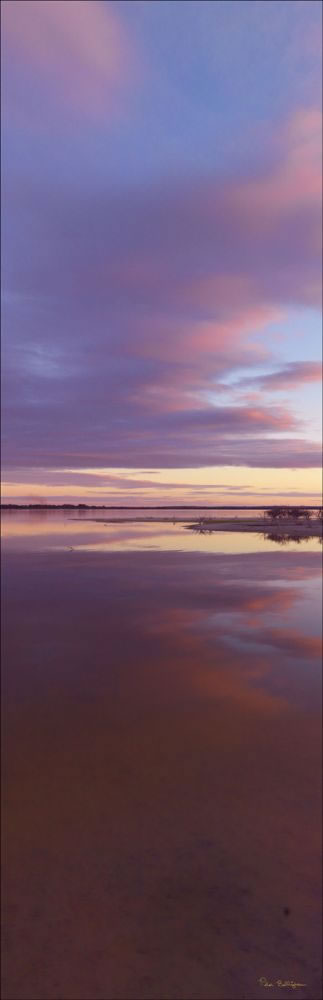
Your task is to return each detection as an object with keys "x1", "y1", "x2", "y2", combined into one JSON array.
[{"x1": 2, "y1": 105, "x2": 322, "y2": 474}]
